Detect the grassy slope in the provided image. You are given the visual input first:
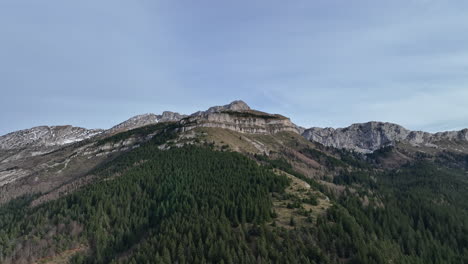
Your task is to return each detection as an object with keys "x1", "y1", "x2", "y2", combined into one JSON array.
[{"x1": 271, "y1": 169, "x2": 332, "y2": 228}]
